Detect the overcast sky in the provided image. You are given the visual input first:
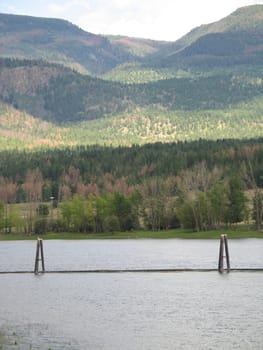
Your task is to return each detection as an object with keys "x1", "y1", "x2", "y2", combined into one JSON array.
[{"x1": 0, "y1": 0, "x2": 263, "y2": 41}]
